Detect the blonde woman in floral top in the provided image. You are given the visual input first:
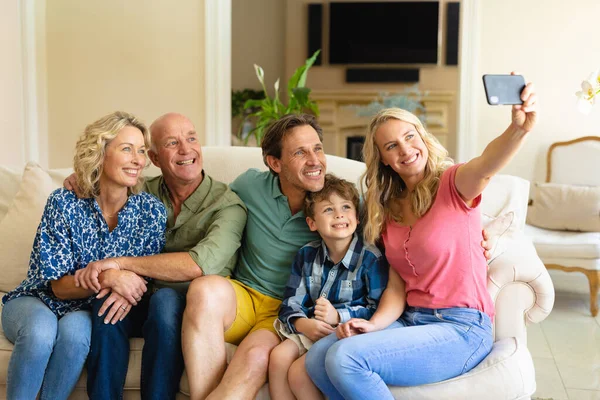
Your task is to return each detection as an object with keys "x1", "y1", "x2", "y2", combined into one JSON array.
[{"x1": 1, "y1": 111, "x2": 166, "y2": 400}]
